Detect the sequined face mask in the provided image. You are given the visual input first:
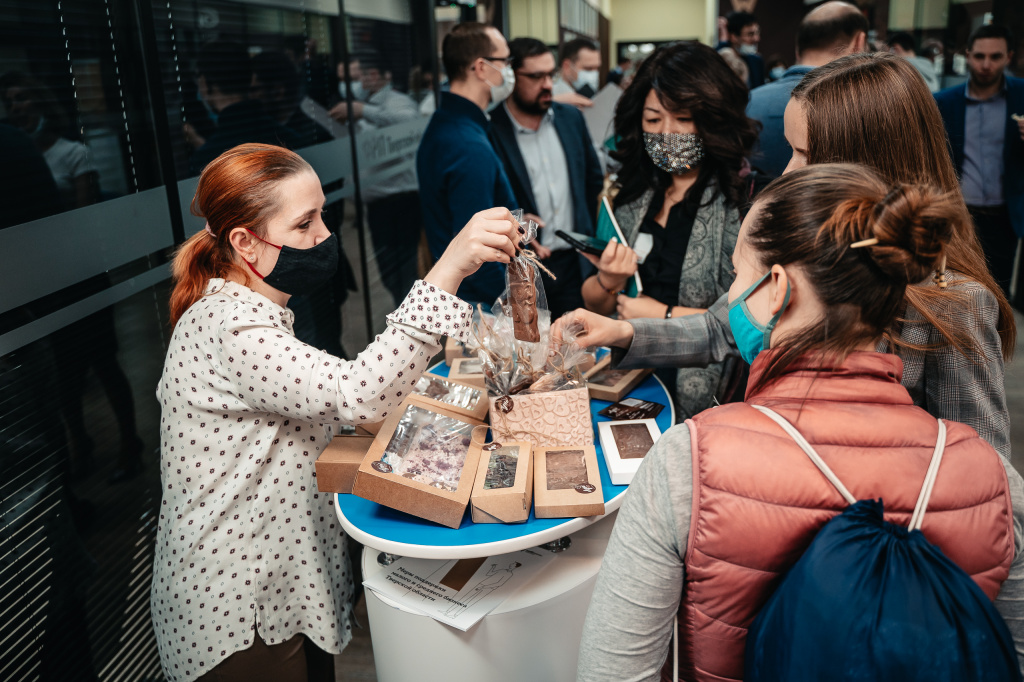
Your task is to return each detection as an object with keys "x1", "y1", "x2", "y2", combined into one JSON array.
[{"x1": 643, "y1": 132, "x2": 705, "y2": 174}]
